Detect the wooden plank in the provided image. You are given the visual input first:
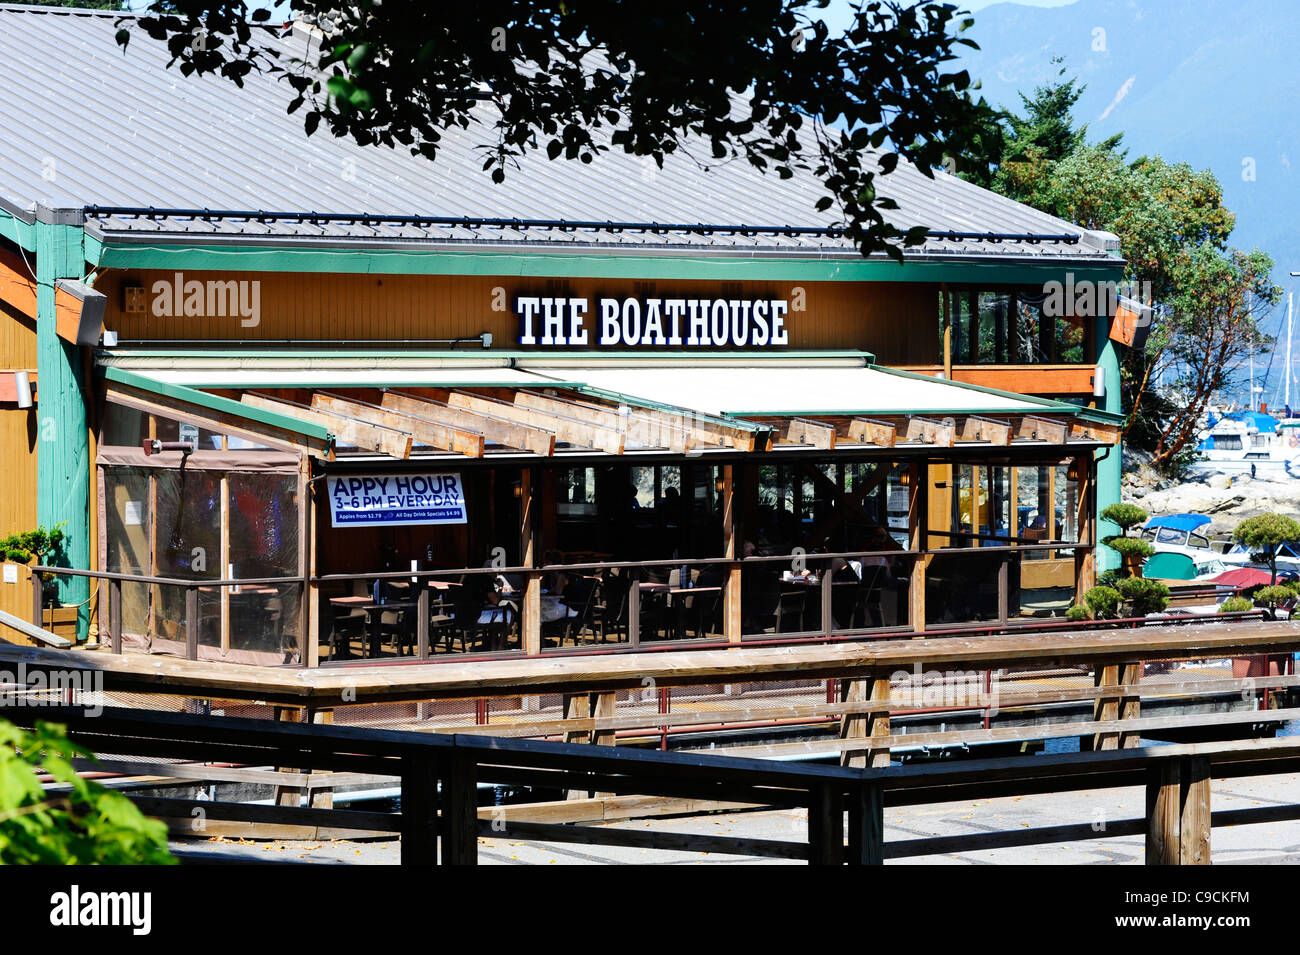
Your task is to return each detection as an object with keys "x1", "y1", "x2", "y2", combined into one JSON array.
[
  {"x1": 959, "y1": 415, "x2": 1012, "y2": 445},
  {"x1": 1180, "y1": 756, "x2": 1212, "y2": 865},
  {"x1": 312, "y1": 392, "x2": 483, "y2": 458},
  {"x1": 847, "y1": 417, "x2": 896, "y2": 448},
  {"x1": 478, "y1": 818, "x2": 807, "y2": 860},
  {"x1": 1070, "y1": 420, "x2": 1122, "y2": 444},
  {"x1": 0, "y1": 608, "x2": 72, "y2": 649},
  {"x1": 904, "y1": 416, "x2": 955, "y2": 447},
  {"x1": 448, "y1": 391, "x2": 624, "y2": 454},
  {"x1": 1017, "y1": 415, "x2": 1069, "y2": 443},
  {"x1": 783, "y1": 417, "x2": 836, "y2": 450},
  {"x1": 523, "y1": 389, "x2": 762, "y2": 452},
  {"x1": 514, "y1": 390, "x2": 692, "y2": 452},
  {"x1": 242, "y1": 392, "x2": 413, "y2": 459},
  {"x1": 847, "y1": 782, "x2": 884, "y2": 865},
  {"x1": 1146, "y1": 762, "x2": 1181, "y2": 865},
  {"x1": 382, "y1": 390, "x2": 554, "y2": 456},
  {"x1": 839, "y1": 678, "x2": 868, "y2": 769},
  {"x1": 894, "y1": 365, "x2": 1096, "y2": 395}
]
